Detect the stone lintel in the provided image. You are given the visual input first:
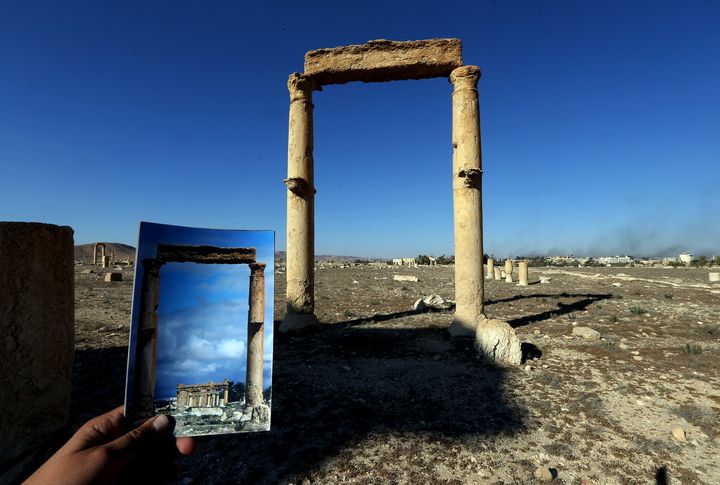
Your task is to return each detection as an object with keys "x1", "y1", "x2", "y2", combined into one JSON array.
[
  {"x1": 156, "y1": 244, "x2": 256, "y2": 264},
  {"x1": 304, "y1": 38, "x2": 463, "y2": 85}
]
